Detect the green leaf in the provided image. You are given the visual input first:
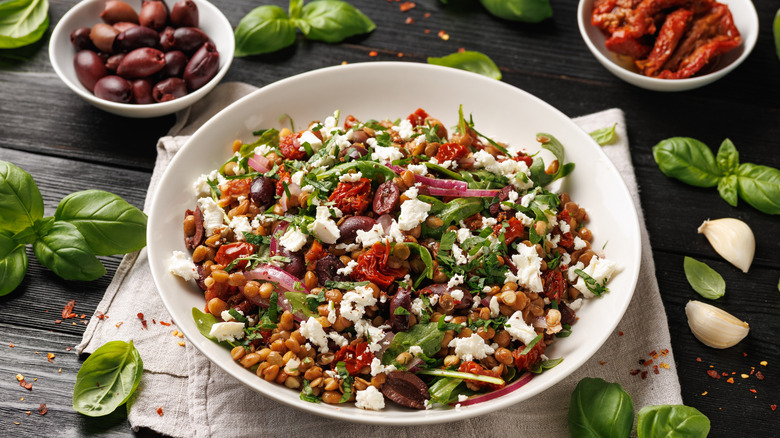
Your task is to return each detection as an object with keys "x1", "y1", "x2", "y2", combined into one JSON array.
[
  {"x1": 192, "y1": 307, "x2": 228, "y2": 344},
  {"x1": 381, "y1": 323, "x2": 445, "y2": 365},
  {"x1": 529, "y1": 133, "x2": 575, "y2": 187},
  {"x1": 0, "y1": 161, "x2": 44, "y2": 233},
  {"x1": 717, "y1": 174, "x2": 738, "y2": 207},
  {"x1": 568, "y1": 378, "x2": 634, "y2": 438},
  {"x1": 652, "y1": 137, "x2": 722, "y2": 188},
  {"x1": 285, "y1": 291, "x2": 319, "y2": 318},
  {"x1": 323, "y1": 280, "x2": 369, "y2": 290},
  {"x1": 736, "y1": 163, "x2": 780, "y2": 215},
  {"x1": 574, "y1": 269, "x2": 609, "y2": 296},
  {"x1": 589, "y1": 124, "x2": 617, "y2": 146},
  {"x1": 54, "y1": 190, "x2": 147, "y2": 256},
  {"x1": 317, "y1": 161, "x2": 396, "y2": 182},
  {"x1": 404, "y1": 242, "x2": 433, "y2": 287},
  {"x1": 0, "y1": 229, "x2": 27, "y2": 296},
  {"x1": 478, "y1": 0, "x2": 552, "y2": 23},
  {"x1": 427, "y1": 51, "x2": 502, "y2": 80},
  {"x1": 72, "y1": 340, "x2": 143, "y2": 417},
  {"x1": 0, "y1": 0, "x2": 49, "y2": 49},
  {"x1": 636, "y1": 405, "x2": 710, "y2": 438},
  {"x1": 683, "y1": 257, "x2": 725, "y2": 300},
  {"x1": 417, "y1": 368, "x2": 504, "y2": 386},
  {"x1": 529, "y1": 357, "x2": 563, "y2": 374},
  {"x1": 715, "y1": 139, "x2": 739, "y2": 175},
  {"x1": 774, "y1": 8, "x2": 780, "y2": 60},
  {"x1": 32, "y1": 221, "x2": 105, "y2": 281},
  {"x1": 428, "y1": 377, "x2": 465, "y2": 404},
  {"x1": 234, "y1": 5, "x2": 296, "y2": 56},
  {"x1": 298, "y1": 0, "x2": 376, "y2": 43}
]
